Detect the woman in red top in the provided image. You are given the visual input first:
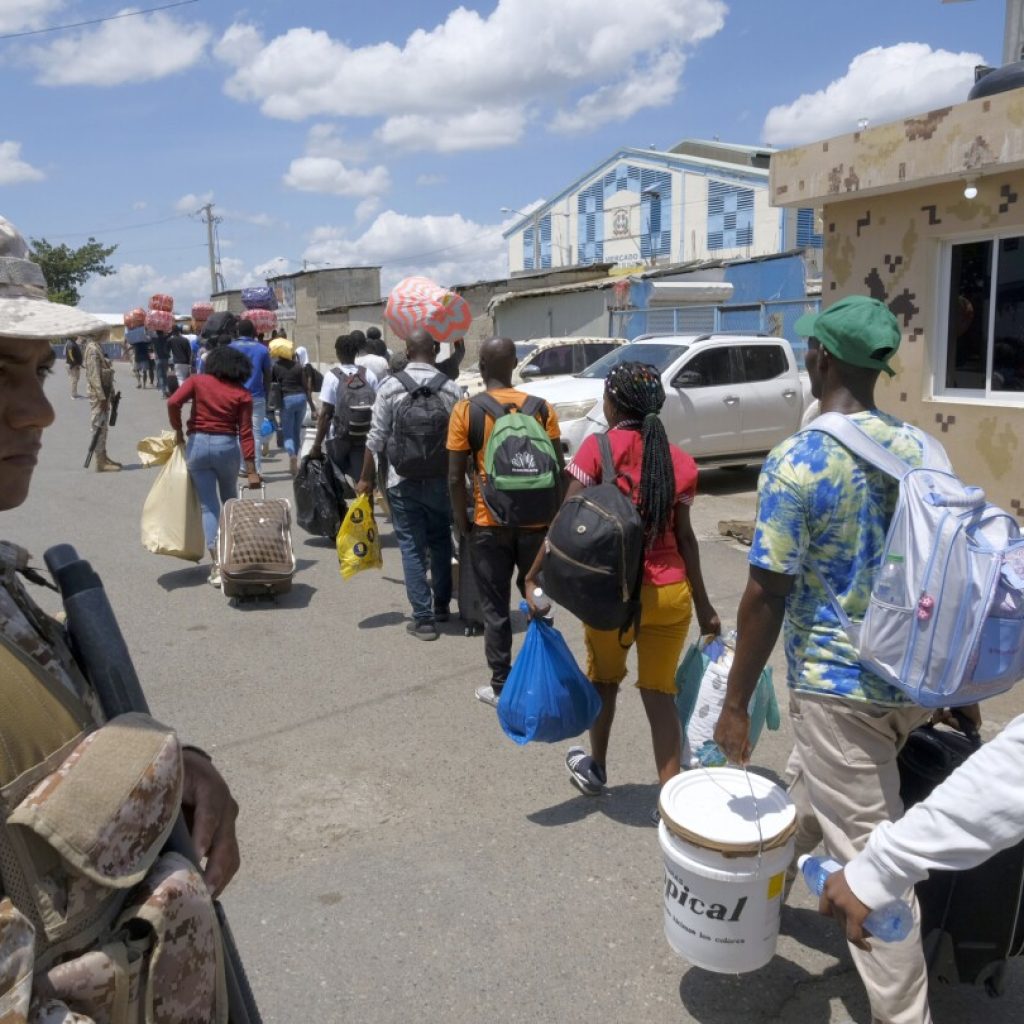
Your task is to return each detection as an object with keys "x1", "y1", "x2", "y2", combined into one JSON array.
[
  {"x1": 526, "y1": 362, "x2": 720, "y2": 802},
  {"x1": 167, "y1": 344, "x2": 260, "y2": 587}
]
